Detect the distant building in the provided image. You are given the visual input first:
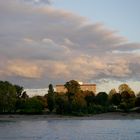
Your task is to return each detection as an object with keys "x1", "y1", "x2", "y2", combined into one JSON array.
[{"x1": 56, "y1": 83, "x2": 96, "y2": 93}]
